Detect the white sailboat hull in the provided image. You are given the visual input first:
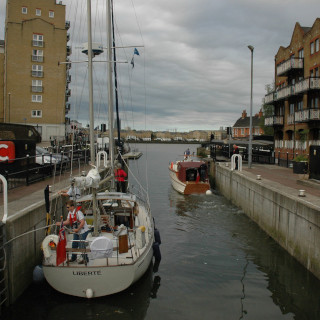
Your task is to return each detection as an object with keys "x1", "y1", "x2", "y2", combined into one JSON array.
[{"x1": 43, "y1": 240, "x2": 153, "y2": 298}]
